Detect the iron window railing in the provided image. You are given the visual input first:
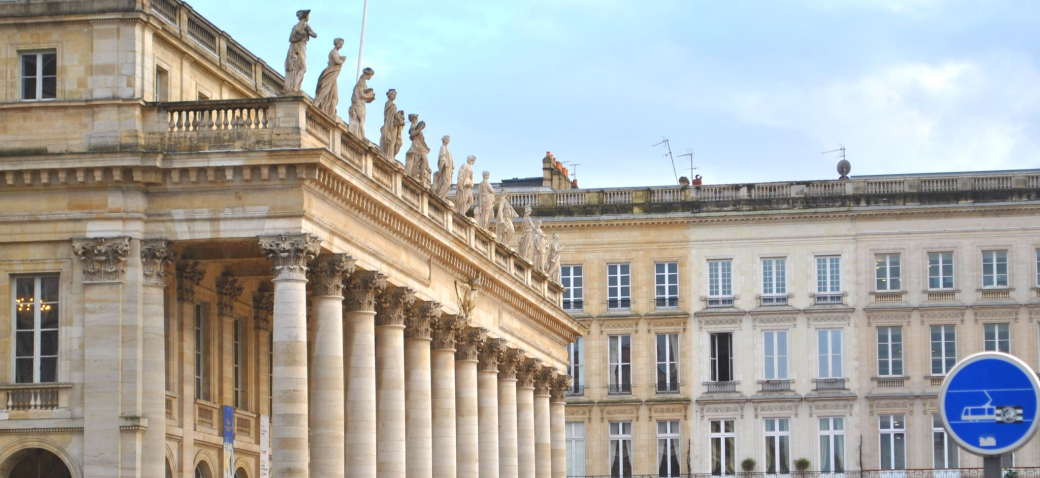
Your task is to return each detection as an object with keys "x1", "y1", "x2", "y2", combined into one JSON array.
[
  {"x1": 656, "y1": 381, "x2": 680, "y2": 394},
  {"x1": 608, "y1": 383, "x2": 632, "y2": 395}
]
